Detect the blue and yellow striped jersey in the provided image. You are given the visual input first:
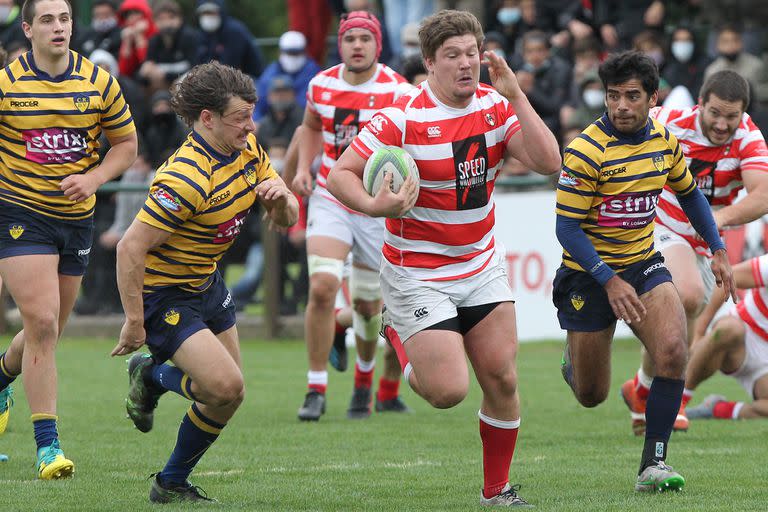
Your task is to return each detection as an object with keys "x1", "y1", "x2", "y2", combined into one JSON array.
[
  {"x1": 555, "y1": 114, "x2": 697, "y2": 271},
  {"x1": 137, "y1": 131, "x2": 278, "y2": 293},
  {"x1": 0, "y1": 50, "x2": 135, "y2": 220}
]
